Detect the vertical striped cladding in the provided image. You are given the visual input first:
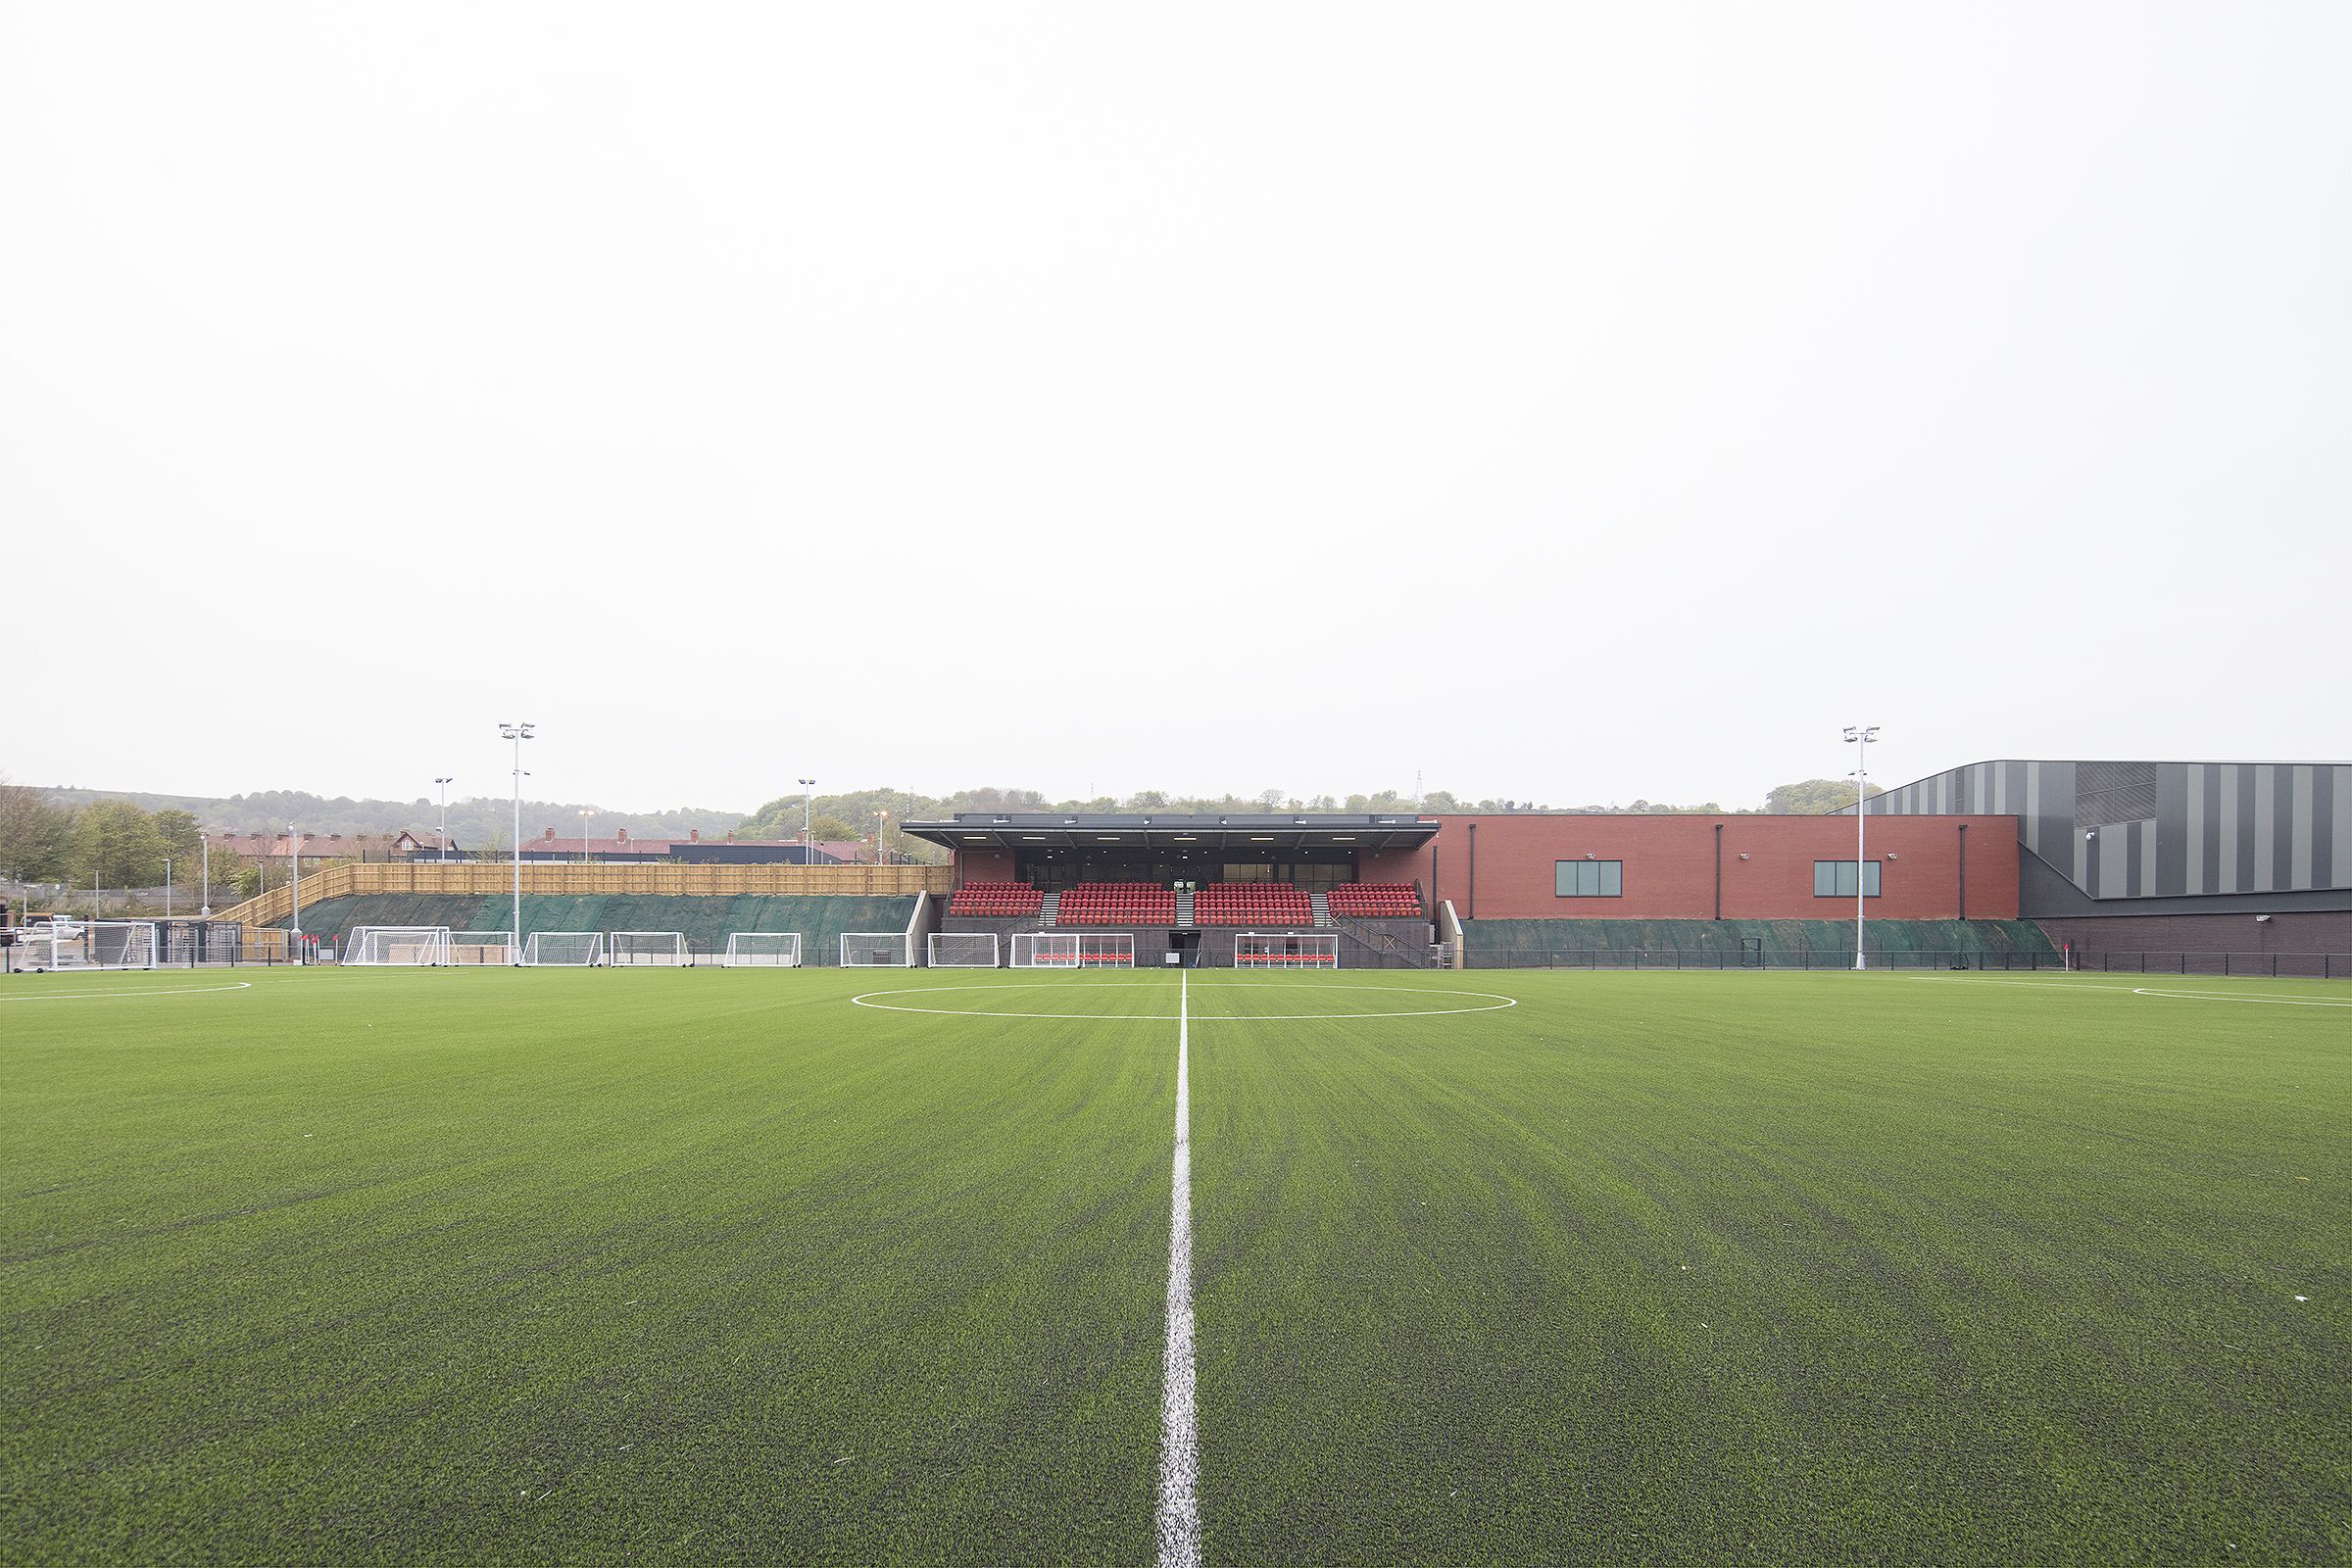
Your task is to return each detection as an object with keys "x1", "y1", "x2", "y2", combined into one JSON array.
[{"x1": 1860, "y1": 760, "x2": 2347, "y2": 901}]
